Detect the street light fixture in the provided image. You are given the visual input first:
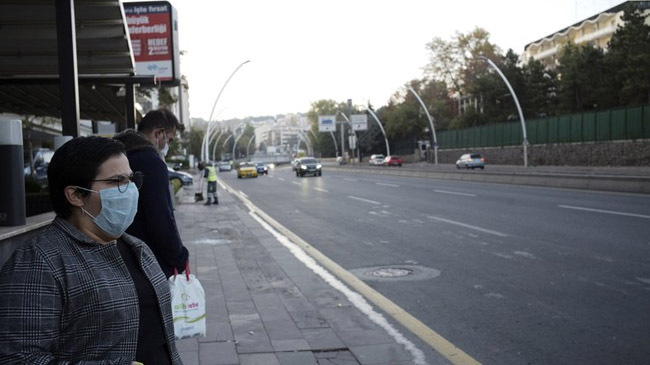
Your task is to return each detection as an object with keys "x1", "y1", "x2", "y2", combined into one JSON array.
[
  {"x1": 478, "y1": 56, "x2": 528, "y2": 167},
  {"x1": 201, "y1": 60, "x2": 251, "y2": 162},
  {"x1": 408, "y1": 85, "x2": 438, "y2": 165},
  {"x1": 366, "y1": 108, "x2": 390, "y2": 157}
]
